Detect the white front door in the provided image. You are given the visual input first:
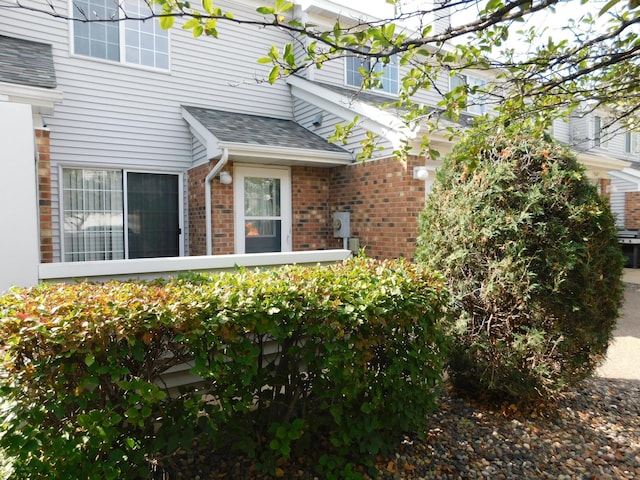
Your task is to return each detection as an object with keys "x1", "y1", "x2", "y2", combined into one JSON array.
[{"x1": 234, "y1": 165, "x2": 292, "y2": 254}]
